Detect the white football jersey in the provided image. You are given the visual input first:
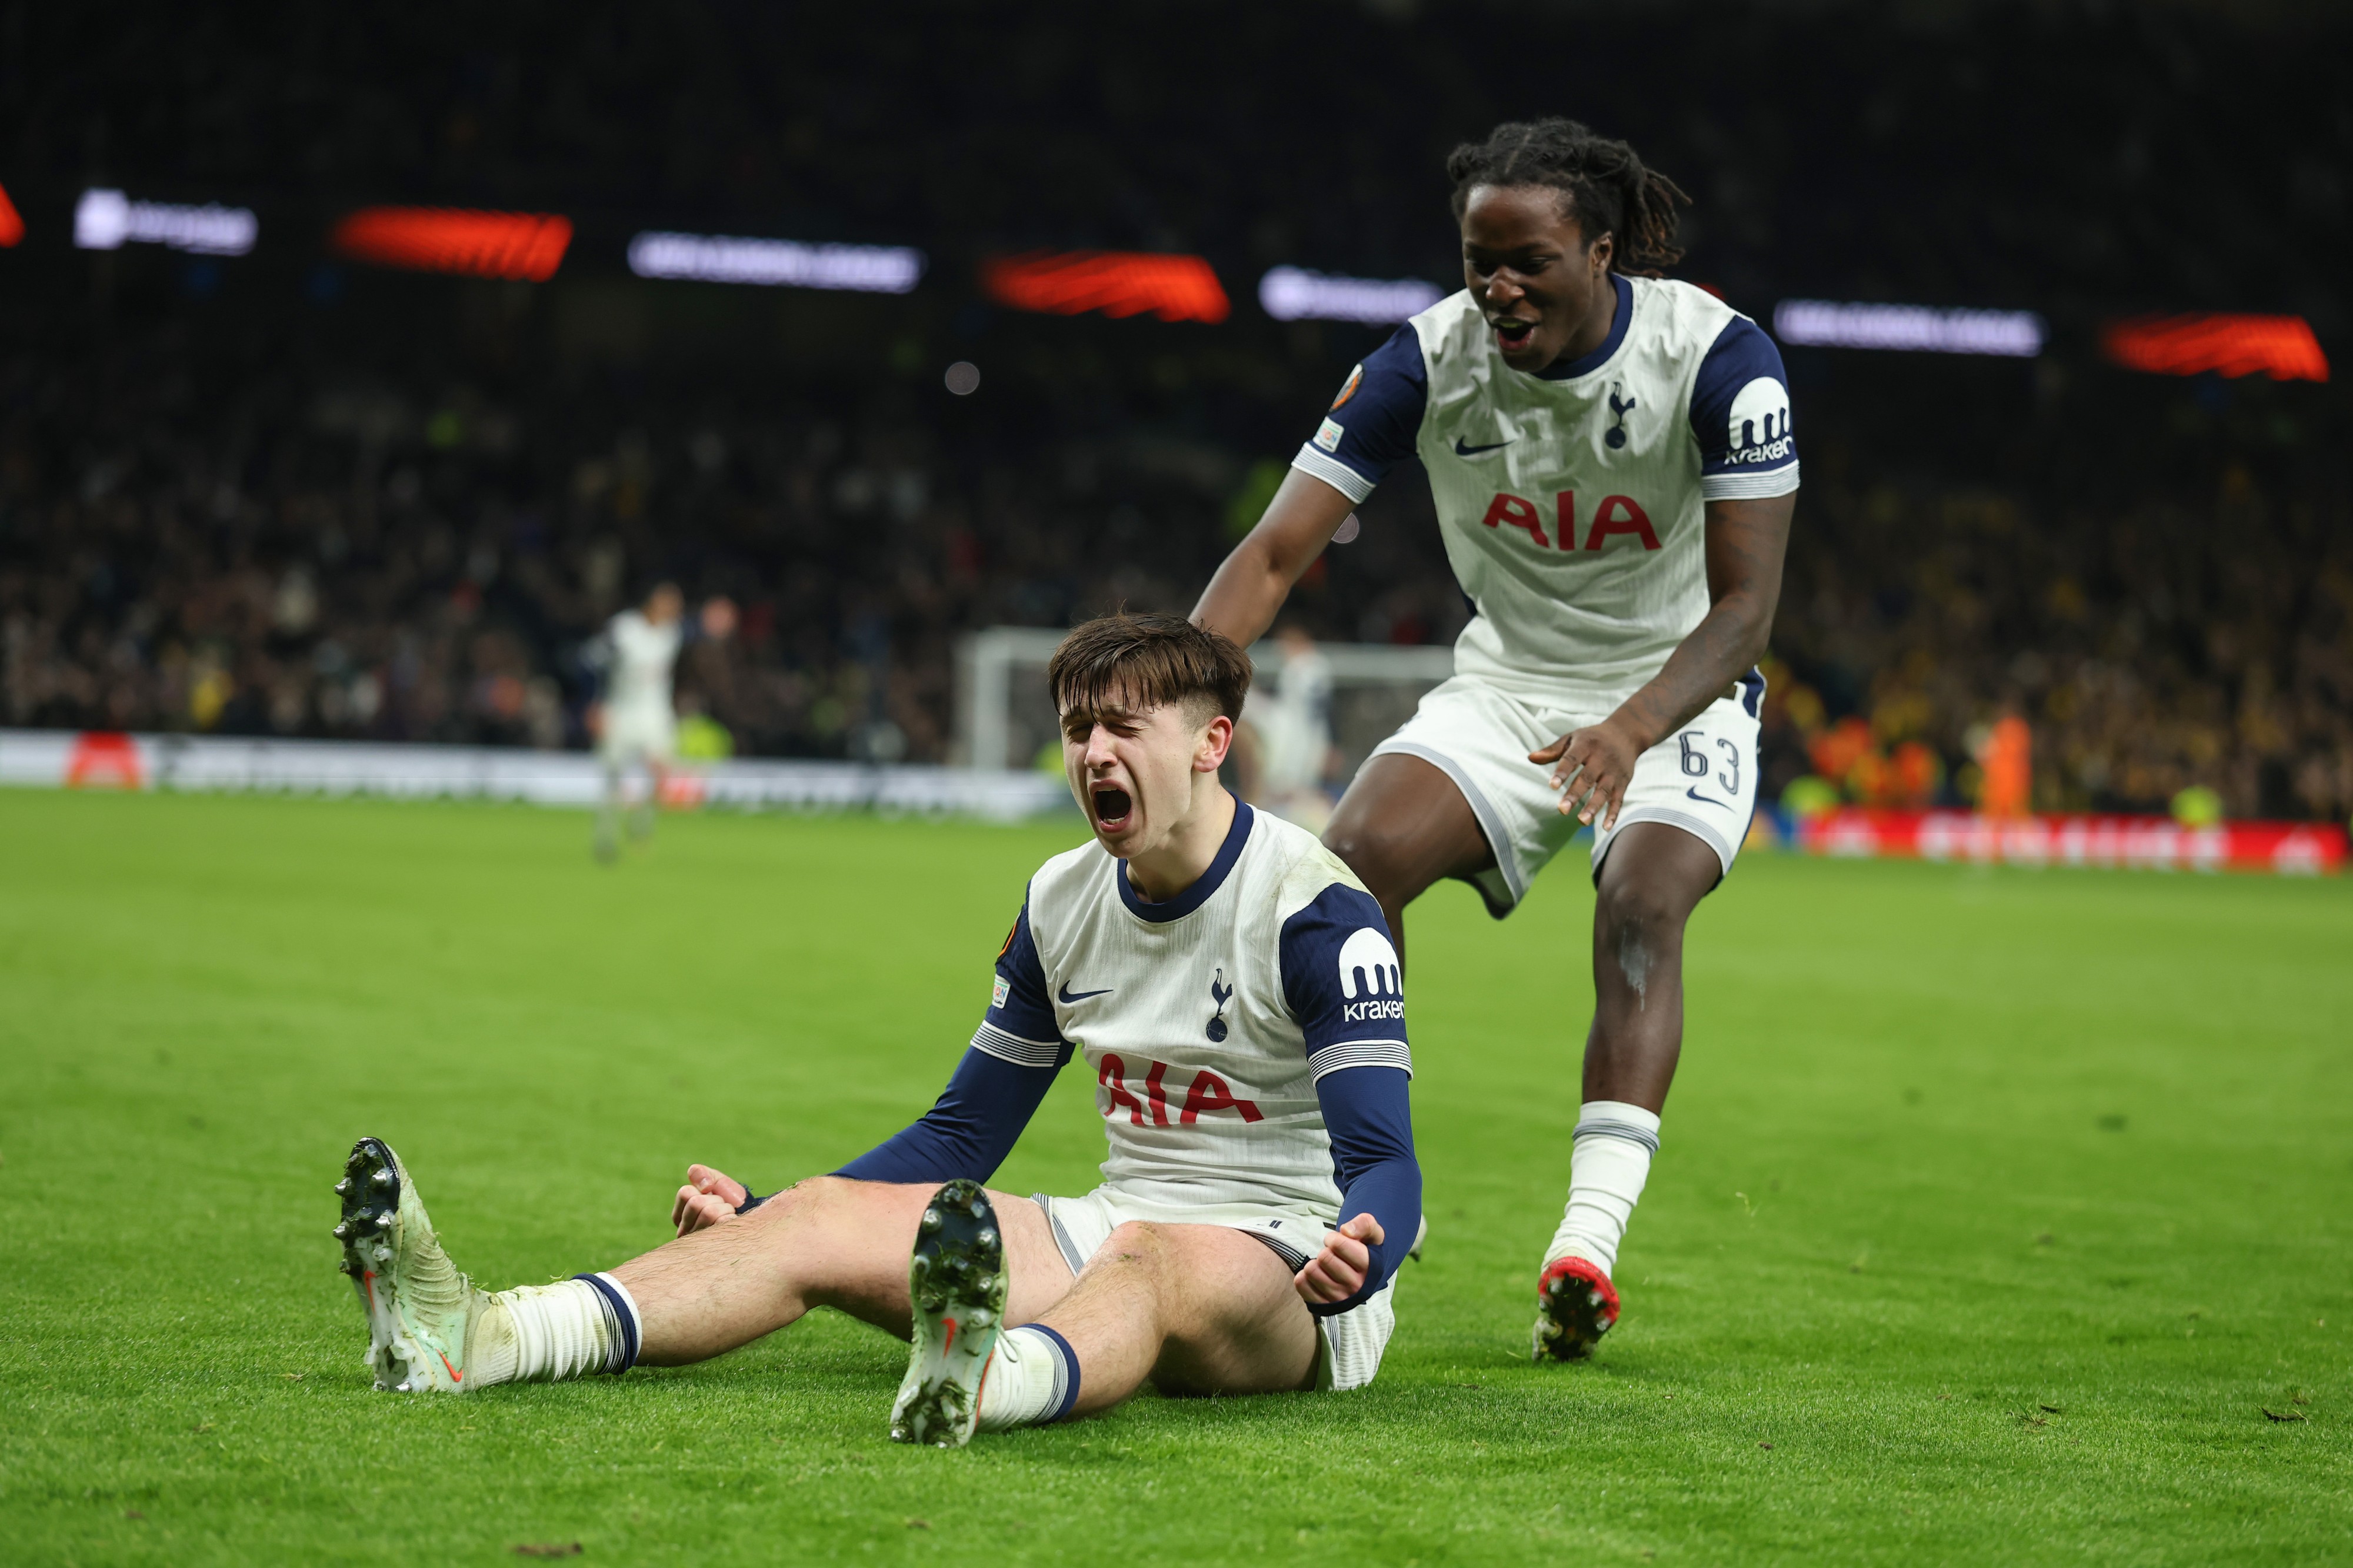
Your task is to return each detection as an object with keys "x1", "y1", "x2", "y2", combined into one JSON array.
[
  {"x1": 603, "y1": 609, "x2": 682, "y2": 712},
  {"x1": 1292, "y1": 275, "x2": 1799, "y2": 712},
  {"x1": 972, "y1": 802, "x2": 1409, "y2": 1220}
]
